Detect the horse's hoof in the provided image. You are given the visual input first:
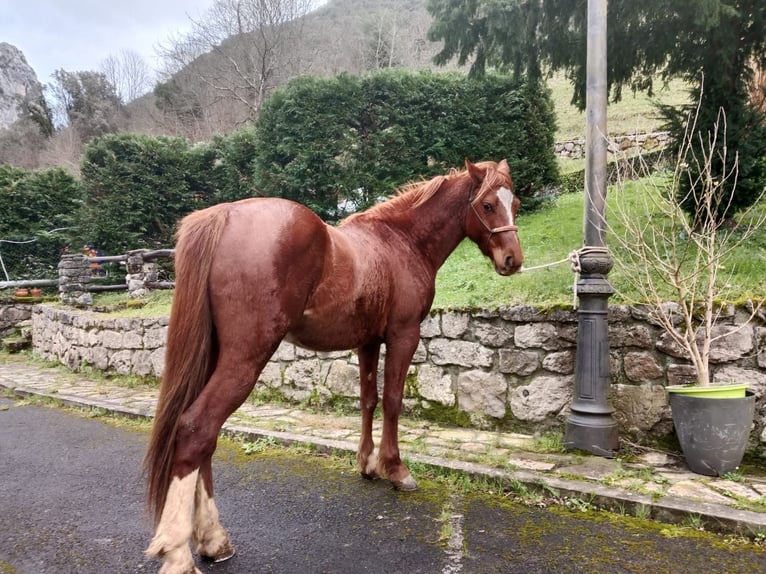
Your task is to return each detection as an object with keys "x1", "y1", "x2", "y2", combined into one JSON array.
[
  {"x1": 213, "y1": 546, "x2": 236, "y2": 563},
  {"x1": 201, "y1": 542, "x2": 236, "y2": 563},
  {"x1": 361, "y1": 471, "x2": 379, "y2": 481},
  {"x1": 392, "y1": 475, "x2": 419, "y2": 491}
]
